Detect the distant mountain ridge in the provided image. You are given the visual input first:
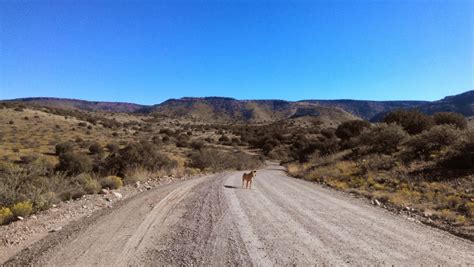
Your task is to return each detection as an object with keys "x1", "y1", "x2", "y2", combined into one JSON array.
[
  {"x1": 299, "y1": 99, "x2": 429, "y2": 120},
  {"x1": 5, "y1": 97, "x2": 146, "y2": 113},
  {"x1": 148, "y1": 96, "x2": 356, "y2": 123},
  {"x1": 418, "y1": 90, "x2": 474, "y2": 116},
  {"x1": 4, "y1": 90, "x2": 472, "y2": 122}
]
